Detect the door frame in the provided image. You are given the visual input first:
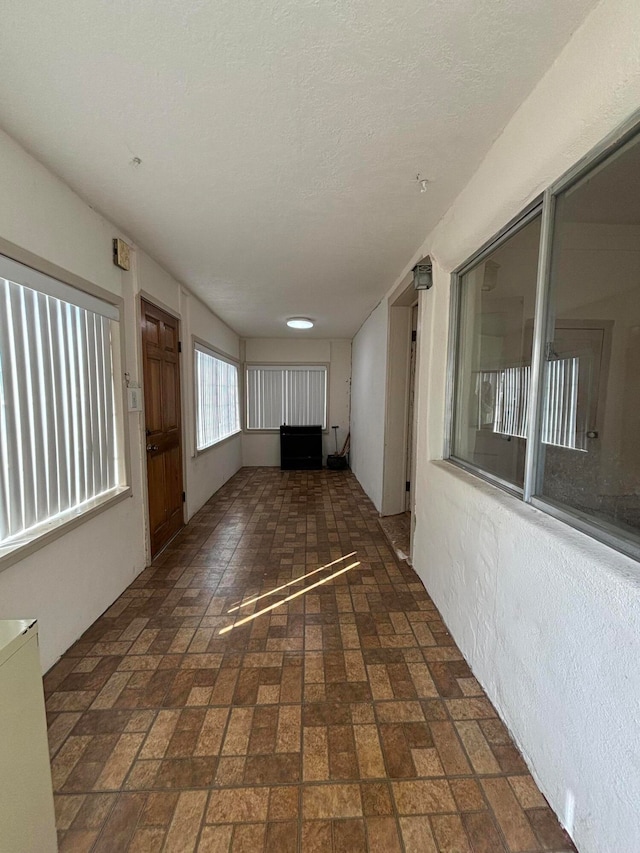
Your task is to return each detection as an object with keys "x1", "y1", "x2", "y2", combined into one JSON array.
[
  {"x1": 138, "y1": 292, "x2": 187, "y2": 563},
  {"x1": 381, "y1": 276, "x2": 421, "y2": 529}
]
